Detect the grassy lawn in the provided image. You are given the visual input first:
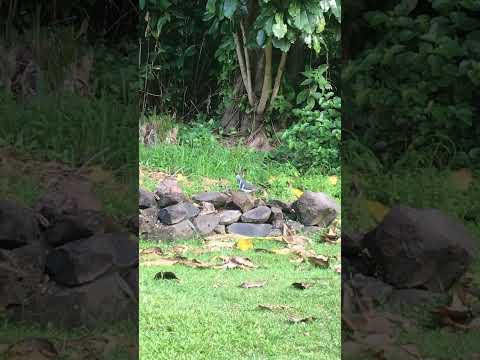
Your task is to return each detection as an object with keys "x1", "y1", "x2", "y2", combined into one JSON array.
[
  {"x1": 140, "y1": 236, "x2": 340, "y2": 360},
  {"x1": 139, "y1": 140, "x2": 341, "y2": 359}
]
